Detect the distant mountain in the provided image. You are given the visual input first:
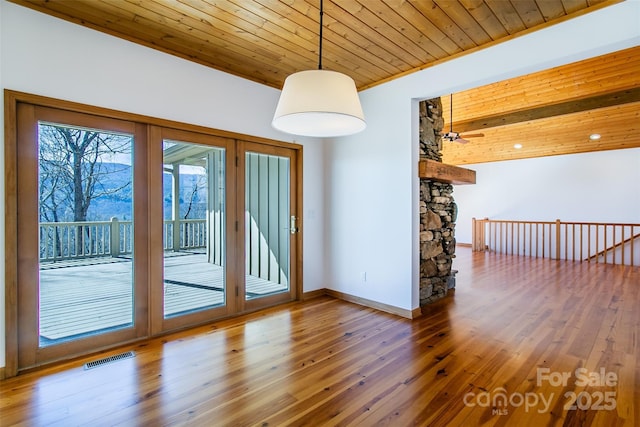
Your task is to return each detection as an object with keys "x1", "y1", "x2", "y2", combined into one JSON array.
[
  {"x1": 86, "y1": 163, "x2": 133, "y2": 220},
  {"x1": 43, "y1": 162, "x2": 208, "y2": 222}
]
